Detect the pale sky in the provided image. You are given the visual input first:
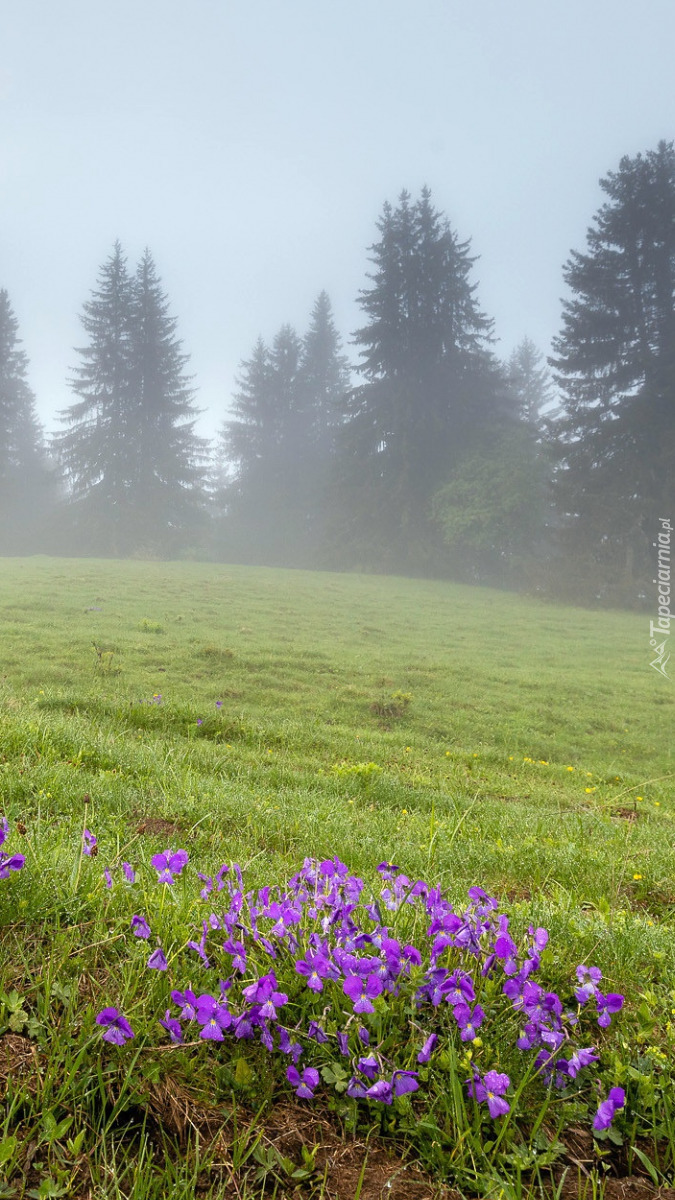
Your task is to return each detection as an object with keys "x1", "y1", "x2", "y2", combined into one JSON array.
[{"x1": 3, "y1": 0, "x2": 674, "y2": 441}]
